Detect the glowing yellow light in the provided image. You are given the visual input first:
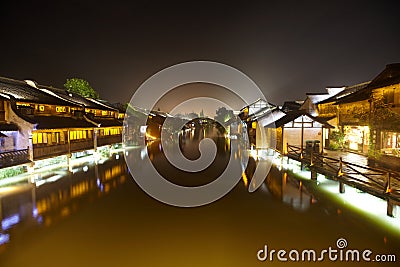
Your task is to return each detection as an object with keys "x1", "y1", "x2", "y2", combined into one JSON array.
[{"x1": 242, "y1": 172, "x2": 248, "y2": 187}]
